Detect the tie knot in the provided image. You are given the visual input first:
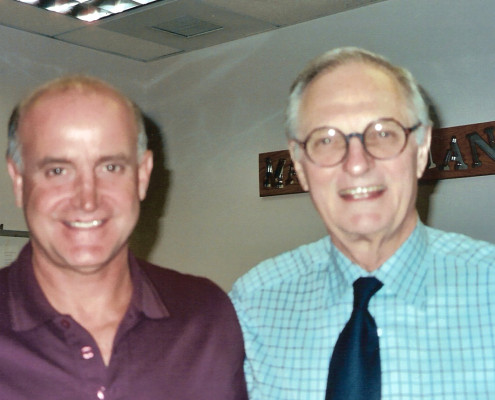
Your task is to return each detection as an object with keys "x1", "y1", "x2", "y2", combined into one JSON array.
[{"x1": 353, "y1": 277, "x2": 383, "y2": 310}]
